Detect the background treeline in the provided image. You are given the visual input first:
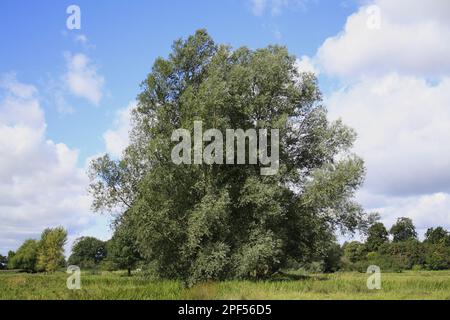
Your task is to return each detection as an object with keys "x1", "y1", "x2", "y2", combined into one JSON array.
[
  {"x1": 0, "y1": 225, "x2": 140, "y2": 275},
  {"x1": 1, "y1": 217, "x2": 449, "y2": 274},
  {"x1": 339, "y1": 217, "x2": 450, "y2": 272},
  {"x1": 0, "y1": 227, "x2": 67, "y2": 272},
  {"x1": 66, "y1": 225, "x2": 141, "y2": 276}
]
